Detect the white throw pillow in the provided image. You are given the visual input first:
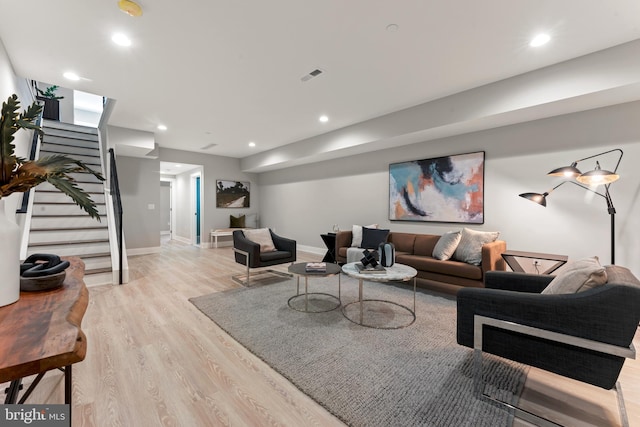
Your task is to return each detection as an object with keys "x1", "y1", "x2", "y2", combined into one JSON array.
[
  {"x1": 453, "y1": 228, "x2": 499, "y2": 265},
  {"x1": 351, "y1": 224, "x2": 378, "y2": 247},
  {"x1": 243, "y1": 228, "x2": 276, "y2": 252},
  {"x1": 432, "y1": 231, "x2": 462, "y2": 261},
  {"x1": 542, "y1": 256, "x2": 608, "y2": 294}
]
